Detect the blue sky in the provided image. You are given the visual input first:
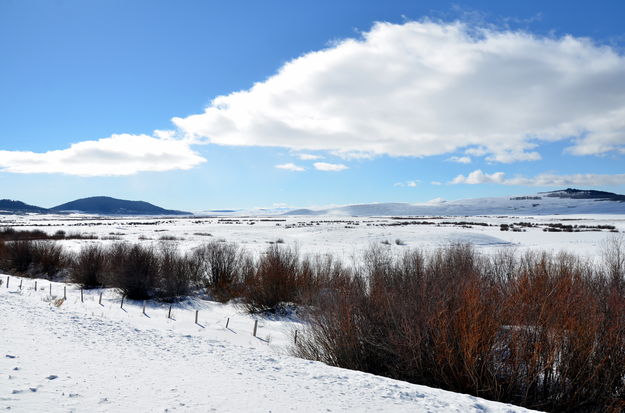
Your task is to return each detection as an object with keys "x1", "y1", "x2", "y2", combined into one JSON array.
[{"x1": 1, "y1": 0, "x2": 625, "y2": 211}]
